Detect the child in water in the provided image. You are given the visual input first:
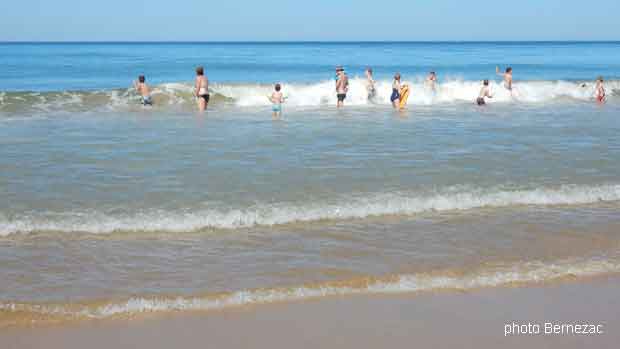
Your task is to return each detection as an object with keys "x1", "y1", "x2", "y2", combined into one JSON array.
[
  {"x1": 425, "y1": 71, "x2": 437, "y2": 92},
  {"x1": 595, "y1": 76, "x2": 606, "y2": 103},
  {"x1": 477, "y1": 80, "x2": 493, "y2": 105},
  {"x1": 133, "y1": 75, "x2": 152, "y2": 106},
  {"x1": 365, "y1": 67, "x2": 376, "y2": 101},
  {"x1": 270, "y1": 83, "x2": 285, "y2": 117}
]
